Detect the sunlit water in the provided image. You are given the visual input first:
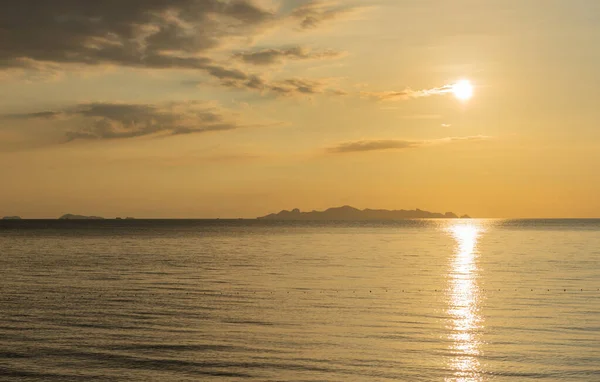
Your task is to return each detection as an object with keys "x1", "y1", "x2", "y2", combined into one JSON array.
[{"x1": 1, "y1": 219, "x2": 599, "y2": 381}]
